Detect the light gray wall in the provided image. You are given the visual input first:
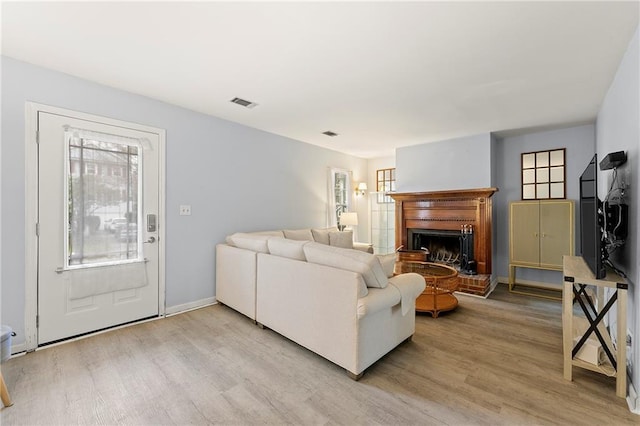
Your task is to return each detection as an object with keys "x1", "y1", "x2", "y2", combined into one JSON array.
[
  {"x1": 493, "y1": 124, "x2": 596, "y2": 284},
  {"x1": 596, "y1": 26, "x2": 639, "y2": 393},
  {"x1": 395, "y1": 133, "x2": 492, "y2": 192},
  {"x1": 490, "y1": 133, "x2": 500, "y2": 278},
  {"x1": 0, "y1": 56, "x2": 368, "y2": 346}
]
